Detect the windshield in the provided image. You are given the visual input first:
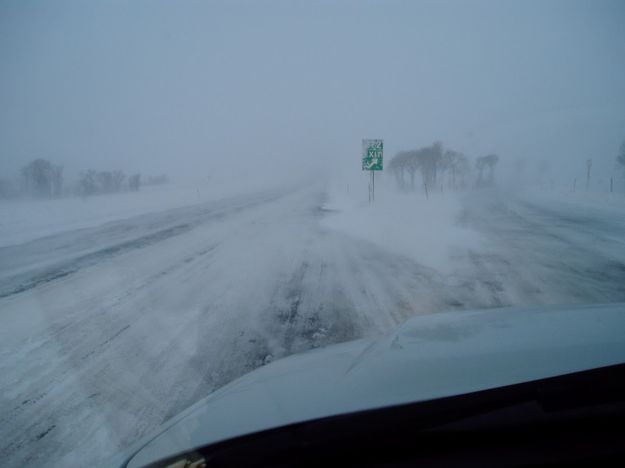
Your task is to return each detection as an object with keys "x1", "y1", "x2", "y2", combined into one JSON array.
[{"x1": 1, "y1": 1, "x2": 624, "y2": 466}]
